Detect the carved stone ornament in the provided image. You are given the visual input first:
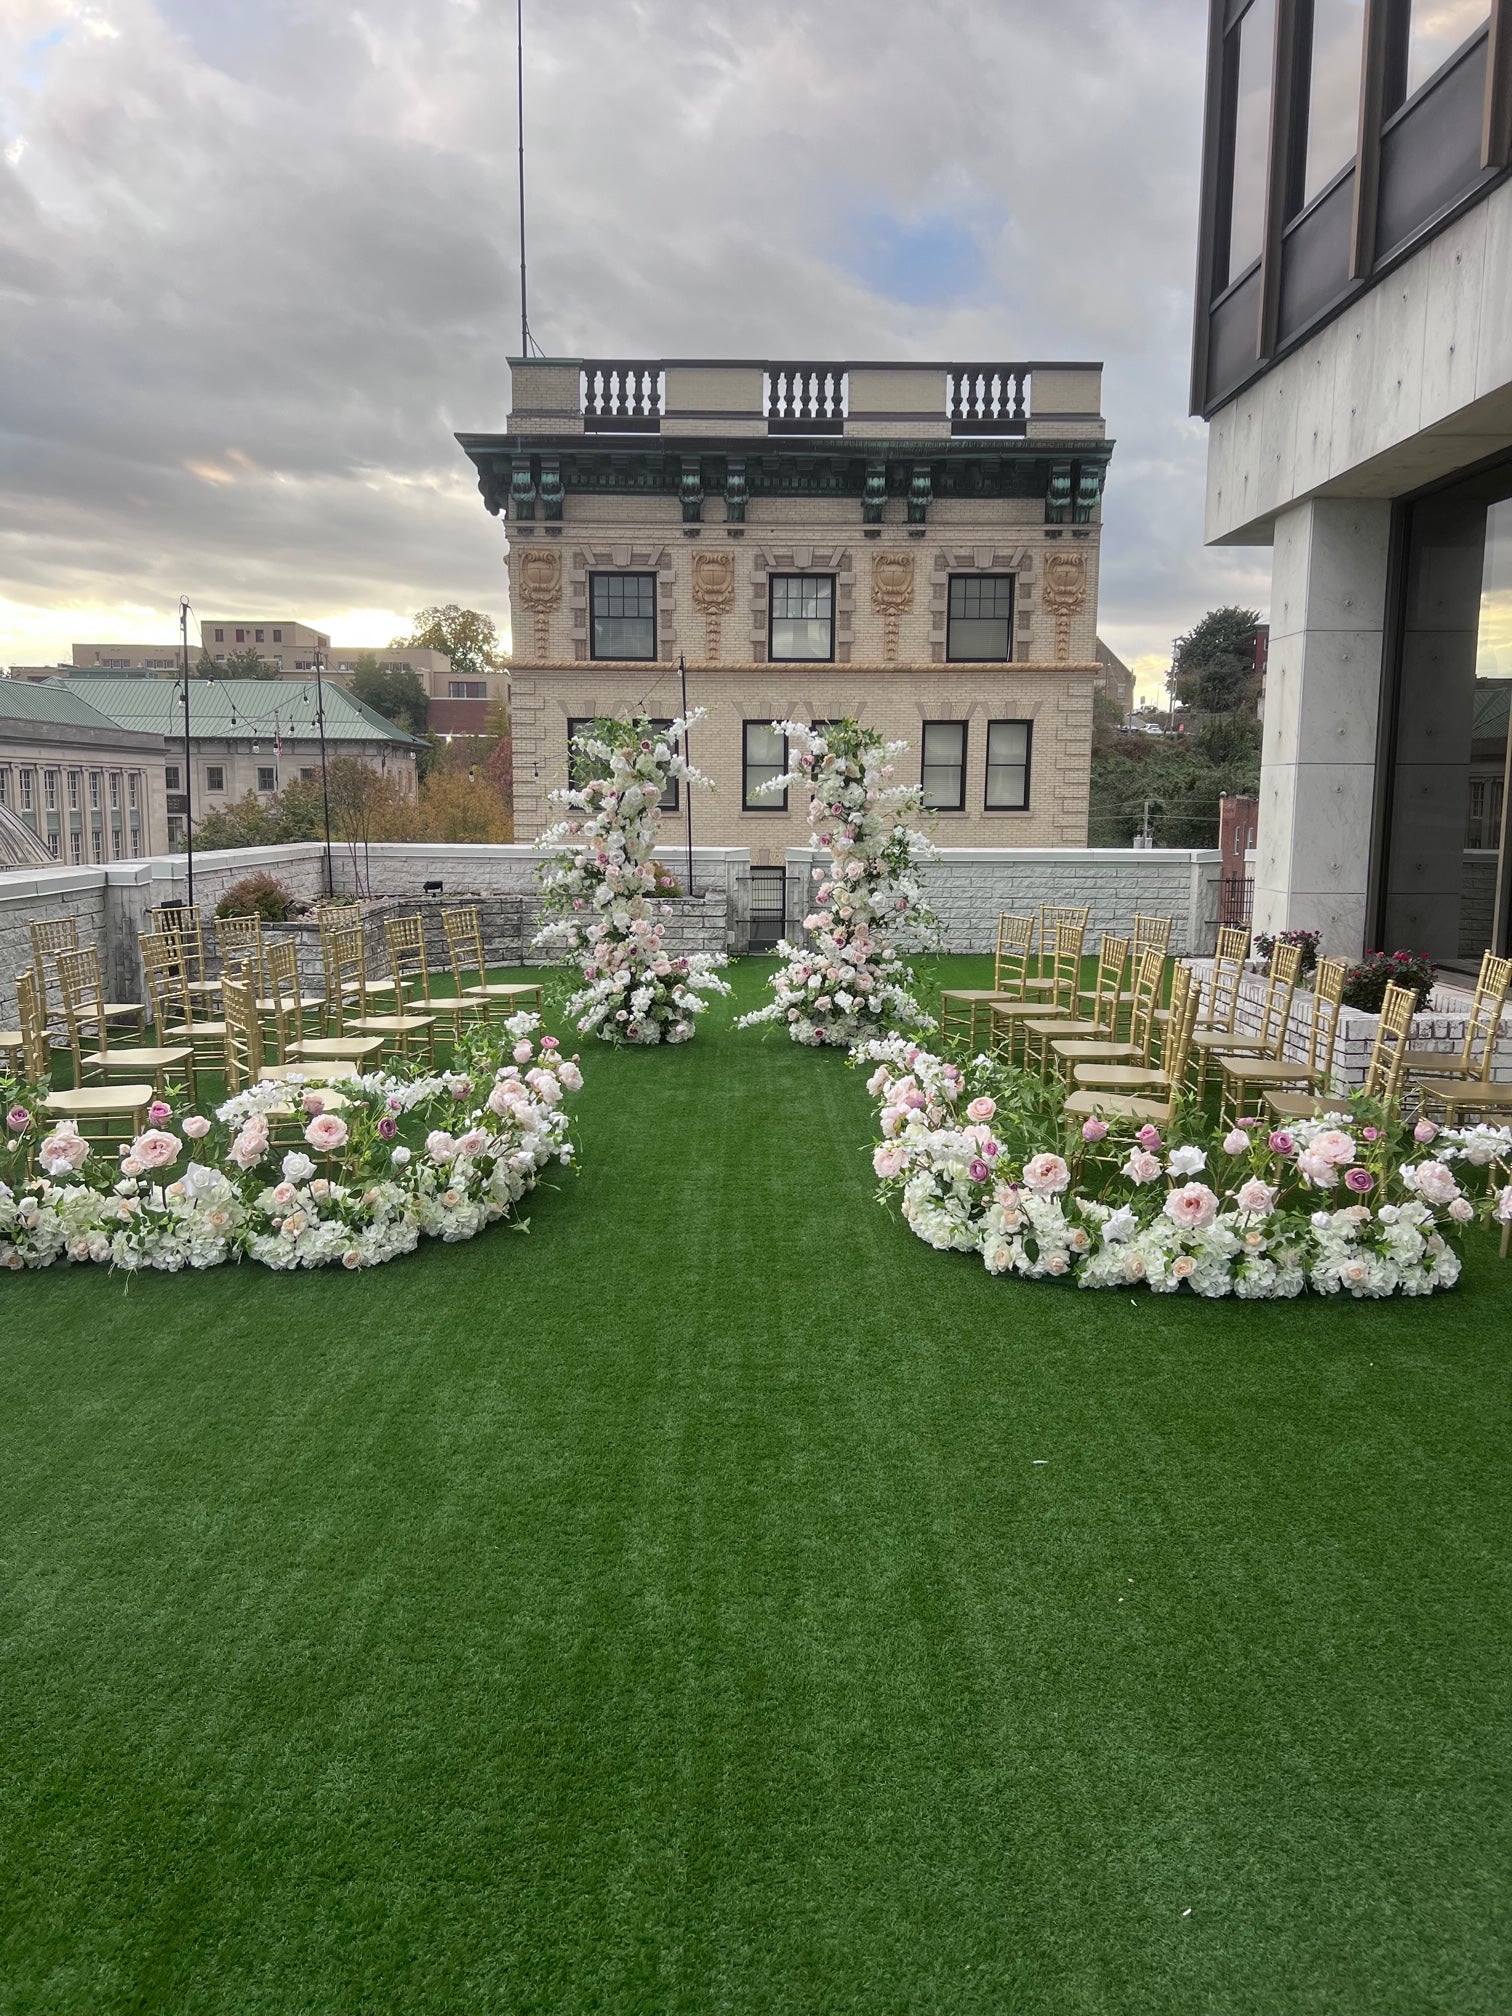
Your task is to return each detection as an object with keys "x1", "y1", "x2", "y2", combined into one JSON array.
[
  {"x1": 870, "y1": 551, "x2": 915, "y2": 662},
  {"x1": 1041, "y1": 550, "x2": 1088, "y2": 661},
  {"x1": 516, "y1": 547, "x2": 562, "y2": 662},
  {"x1": 691, "y1": 550, "x2": 736, "y2": 662}
]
